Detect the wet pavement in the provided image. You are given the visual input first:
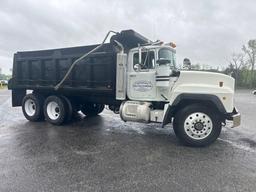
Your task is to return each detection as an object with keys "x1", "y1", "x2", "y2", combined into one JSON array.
[{"x1": 0, "y1": 89, "x2": 256, "y2": 192}]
